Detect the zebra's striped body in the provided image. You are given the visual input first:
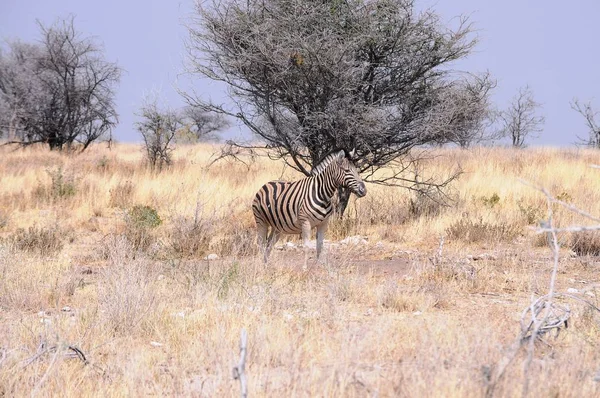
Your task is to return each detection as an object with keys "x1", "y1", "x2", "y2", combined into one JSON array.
[{"x1": 252, "y1": 150, "x2": 366, "y2": 265}]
